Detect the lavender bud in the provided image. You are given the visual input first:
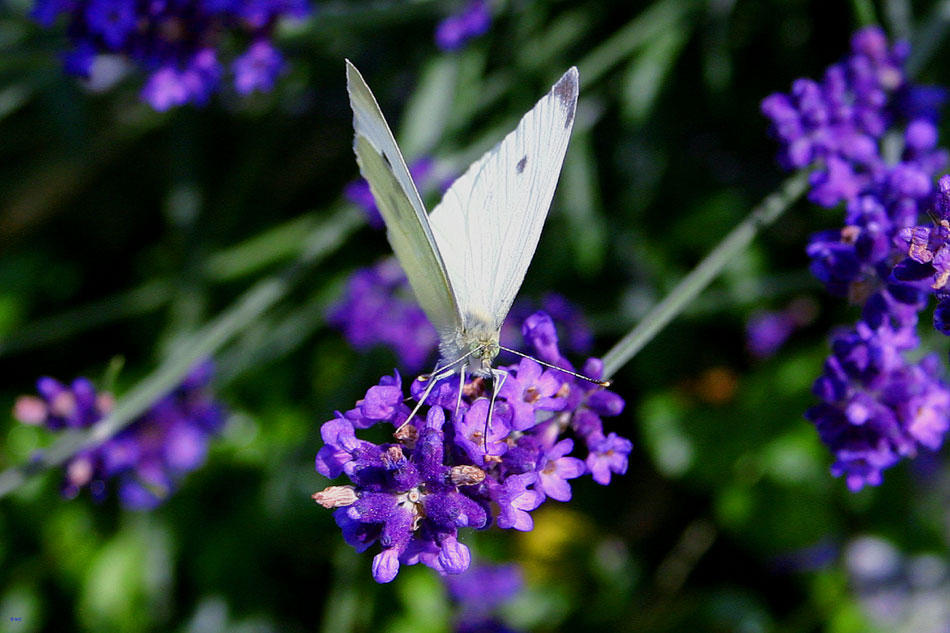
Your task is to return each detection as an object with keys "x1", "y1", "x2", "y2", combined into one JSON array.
[
  {"x1": 312, "y1": 486, "x2": 359, "y2": 509},
  {"x1": 448, "y1": 465, "x2": 486, "y2": 486}
]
